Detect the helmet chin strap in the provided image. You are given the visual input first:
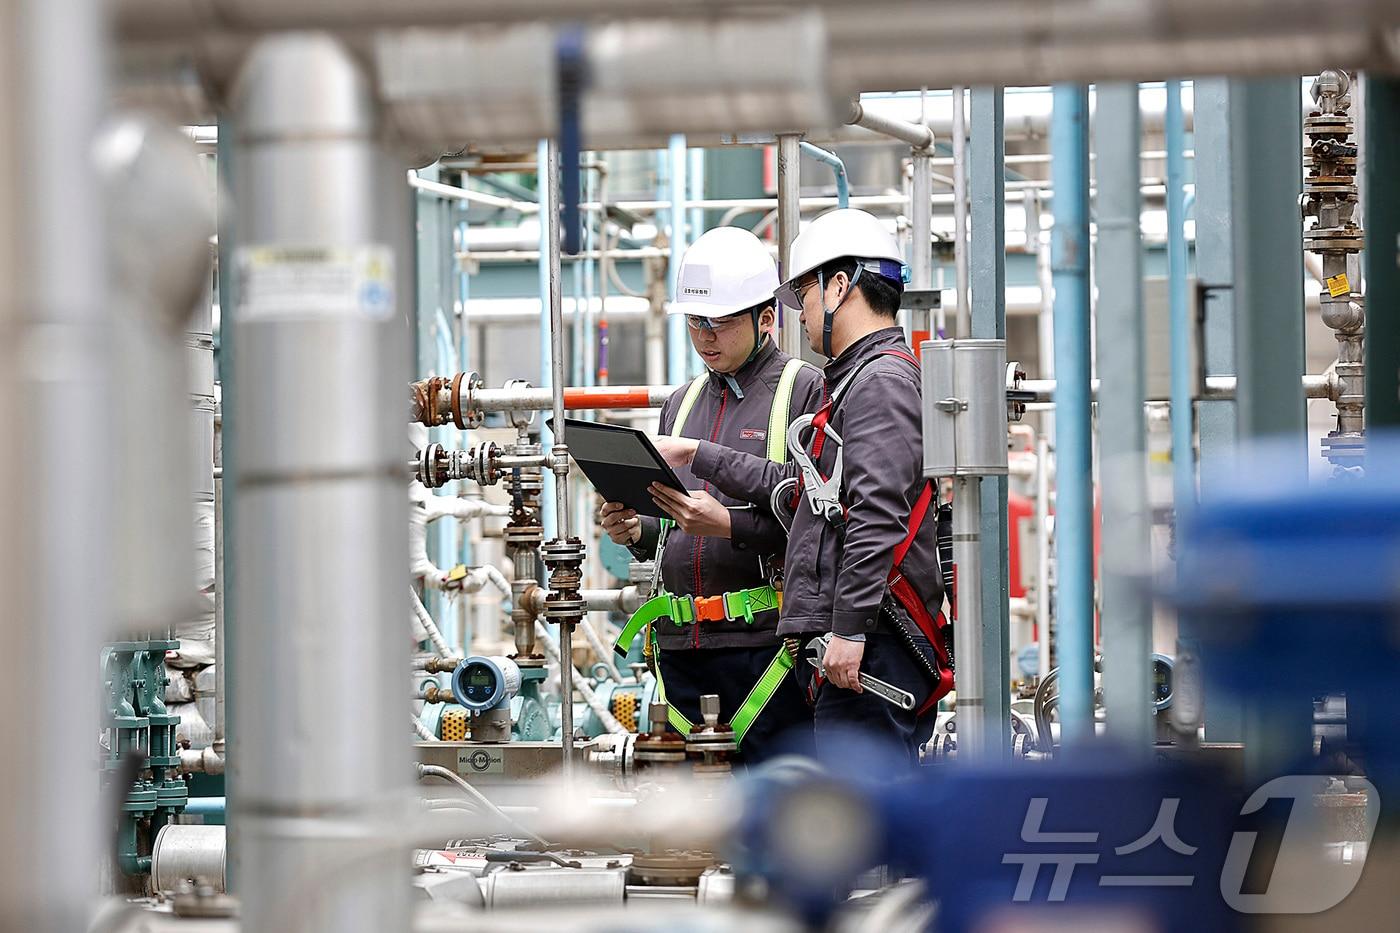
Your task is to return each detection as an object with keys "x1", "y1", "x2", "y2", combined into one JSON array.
[
  {"x1": 820, "y1": 267, "x2": 863, "y2": 359},
  {"x1": 707, "y1": 307, "x2": 769, "y2": 400}
]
